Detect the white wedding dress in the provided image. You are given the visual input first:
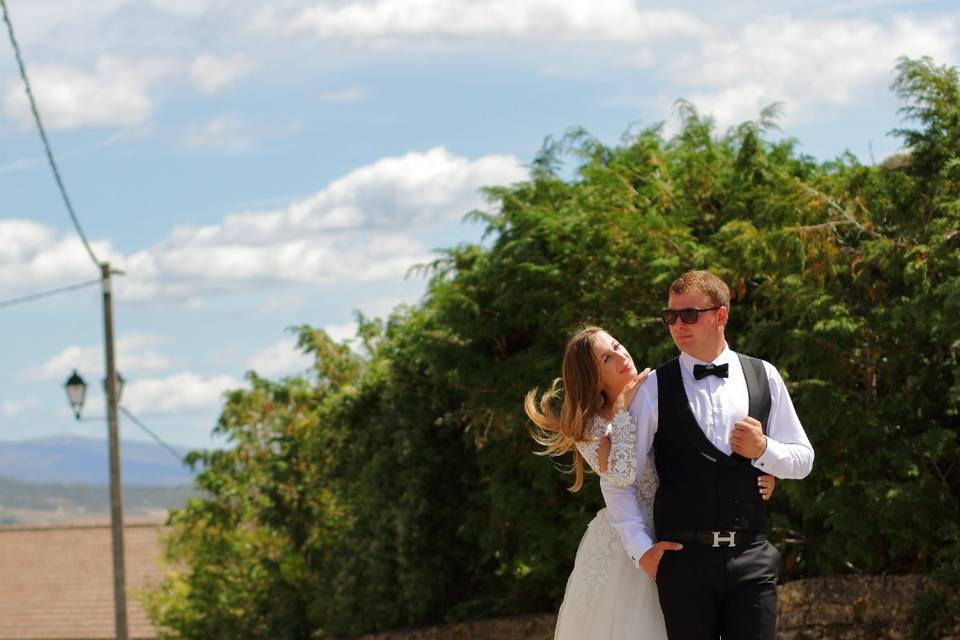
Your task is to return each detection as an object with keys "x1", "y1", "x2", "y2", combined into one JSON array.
[{"x1": 553, "y1": 411, "x2": 668, "y2": 640}]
